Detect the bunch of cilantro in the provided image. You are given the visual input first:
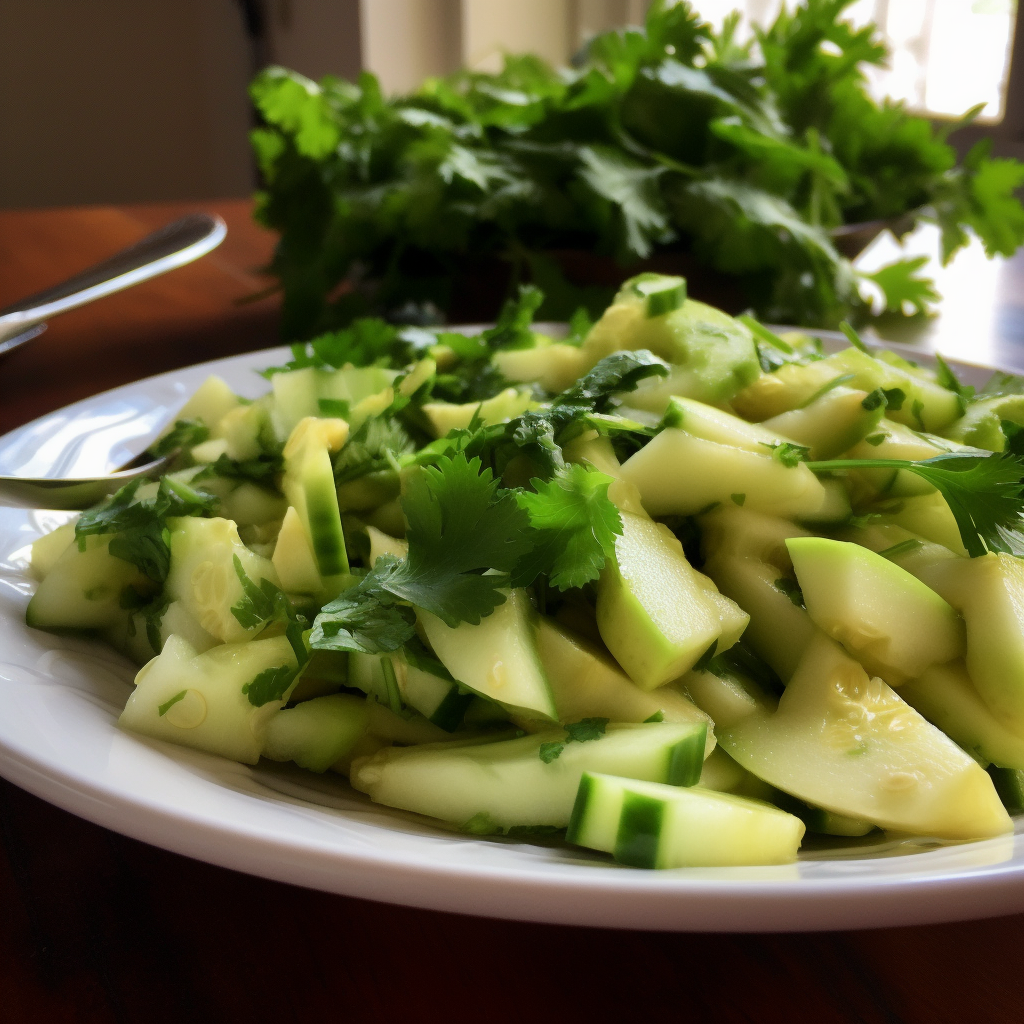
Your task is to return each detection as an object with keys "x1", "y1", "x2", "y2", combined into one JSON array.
[{"x1": 249, "y1": 0, "x2": 1024, "y2": 339}]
